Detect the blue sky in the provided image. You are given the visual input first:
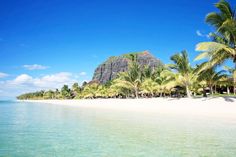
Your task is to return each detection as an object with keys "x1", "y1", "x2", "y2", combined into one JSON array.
[{"x1": 0, "y1": 0, "x2": 235, "y2": 99}]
